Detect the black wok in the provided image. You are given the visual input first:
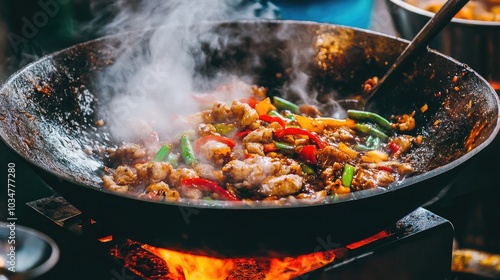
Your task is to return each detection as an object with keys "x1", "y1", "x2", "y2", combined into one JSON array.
[{"x1": 1, "y1": 21, "x2": 499, "y2": 257}]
